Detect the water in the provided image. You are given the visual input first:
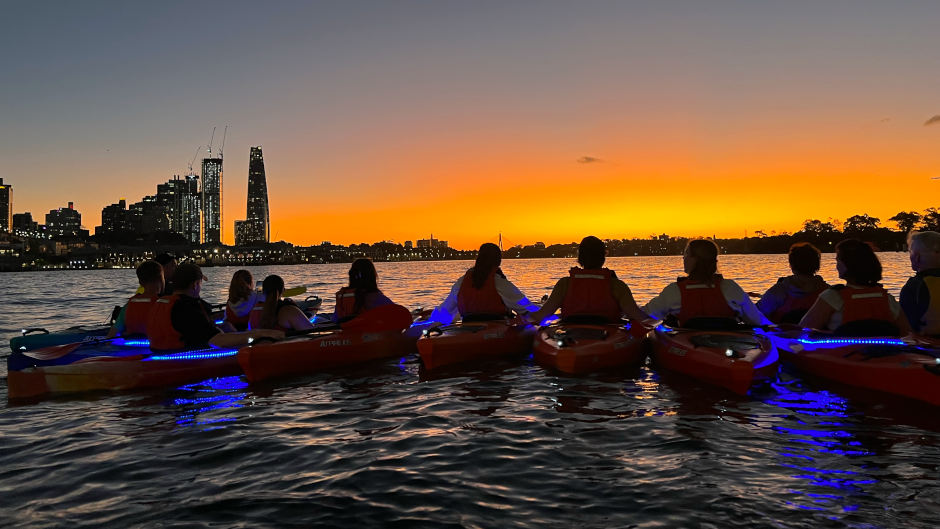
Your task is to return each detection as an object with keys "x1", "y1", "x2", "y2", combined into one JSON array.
[{"x1": 2, "y1": 255, "x2": 938, "y2": 528}]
